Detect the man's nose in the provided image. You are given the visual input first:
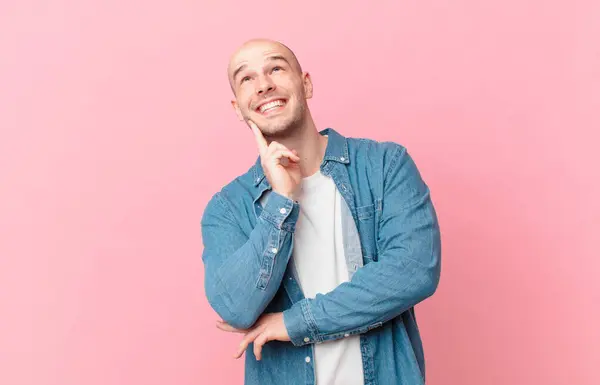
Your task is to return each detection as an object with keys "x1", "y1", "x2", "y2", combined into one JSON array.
[{"x1": 256, "y1": 76, "x2": 275, "y2": 95}]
